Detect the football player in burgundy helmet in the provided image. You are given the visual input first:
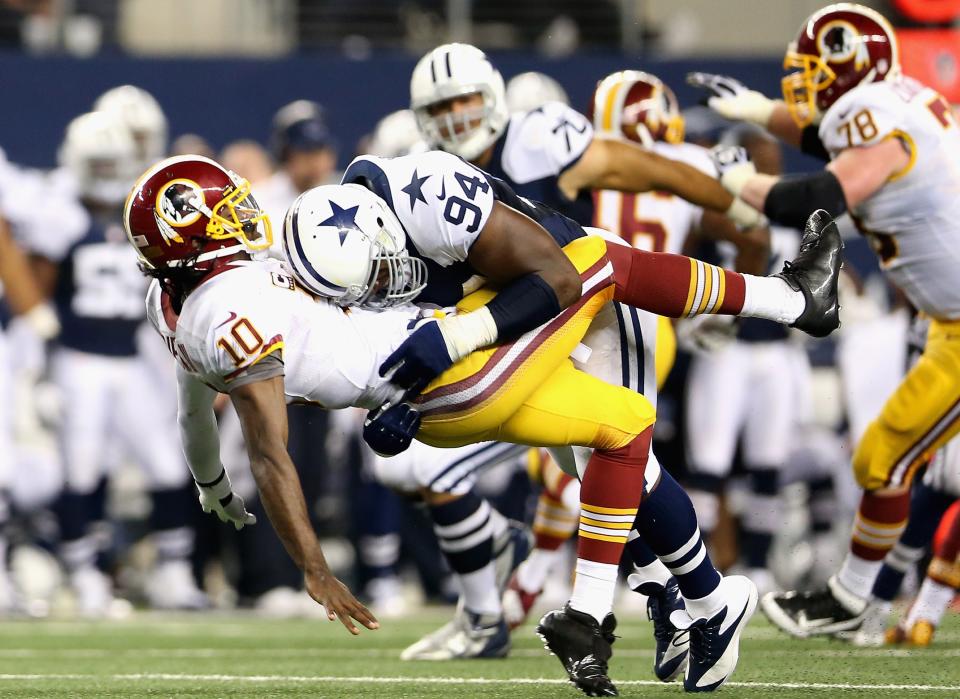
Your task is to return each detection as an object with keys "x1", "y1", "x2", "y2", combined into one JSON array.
[
  {"x1": 127, "y1": 154, "x2": 273, "y2": 310},
  {"x1": 689, "y1": 2, "x2": 960, "y2": 642}
]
